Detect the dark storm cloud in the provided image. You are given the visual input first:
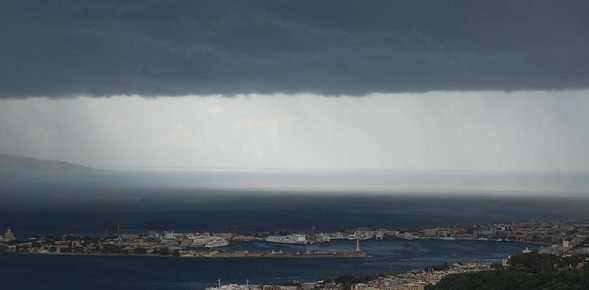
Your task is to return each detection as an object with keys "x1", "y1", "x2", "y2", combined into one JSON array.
[{"x1": 1, "y1": 0, "x2": 589, "y2": 98}]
